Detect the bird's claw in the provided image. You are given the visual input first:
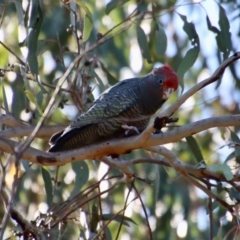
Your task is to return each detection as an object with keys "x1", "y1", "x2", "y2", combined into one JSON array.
[
  {"x1": 154, "y1": 116, "x2": 178, "y2": 133},
  {"x1": 121, "y1": 124, "x2": 140, "y2": 136}
]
